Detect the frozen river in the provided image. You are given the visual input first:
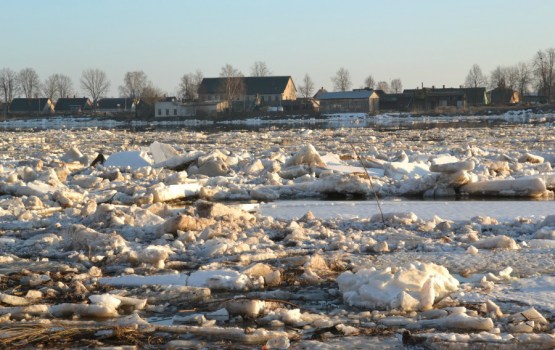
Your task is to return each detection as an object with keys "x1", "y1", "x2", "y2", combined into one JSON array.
[
  {"x1": 1, "y1": 116, "x2": 555, "y2": 348},
  {"x1": 261, "y1": 199, "x2": 555, "y2": 221}
]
